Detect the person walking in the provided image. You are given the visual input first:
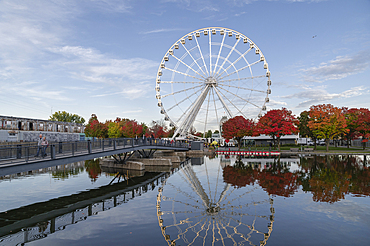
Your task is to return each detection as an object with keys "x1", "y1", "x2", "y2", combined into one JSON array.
[
  {"x1": 35, "y1": 134, "x2": 43, "y2": 157},
  {"x1": 41, "y1": 136, "x2": 49, "y2": 157}
]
